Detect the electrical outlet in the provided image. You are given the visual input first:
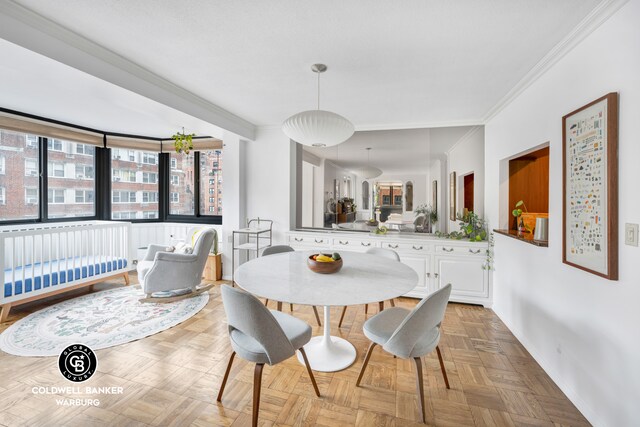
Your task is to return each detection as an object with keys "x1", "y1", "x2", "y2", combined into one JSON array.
[{"x1": 625, "y1": 223, "x2": 638, "y2": 246}]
